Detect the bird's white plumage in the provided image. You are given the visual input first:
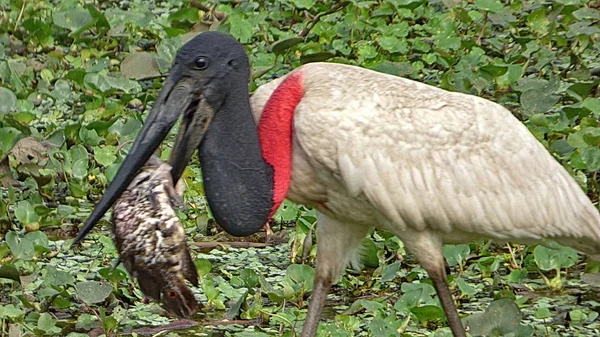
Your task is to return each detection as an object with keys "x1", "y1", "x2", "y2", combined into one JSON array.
[{"x1": 252, "y1": 62, "x2": 600, "y2": 258}]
